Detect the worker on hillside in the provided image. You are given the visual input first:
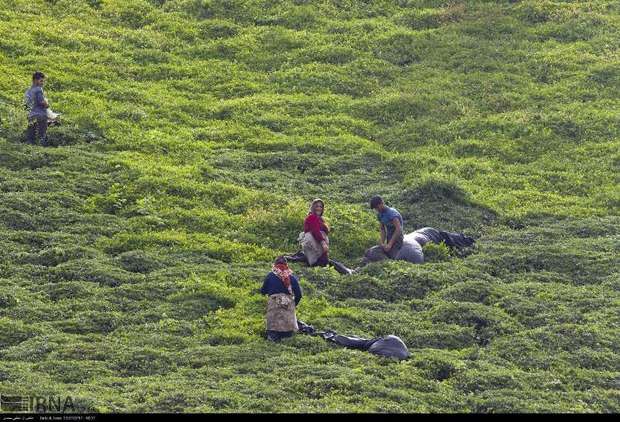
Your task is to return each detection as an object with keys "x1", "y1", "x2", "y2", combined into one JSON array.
[
  {"x1": 261, "y1": 256, "x2": 302, "y2": 342},
  {"x1": 363, "y1": 195, "x2": 475, "y2": 265},
  {"x1": 24, "y1": 71, "x2": 51, "y2": 146},
  {"x1": 371, "y1": 195, "x2": 404, "y2": 259},
  {"x1": 284, "y1": 198, "x2": 354, "y2": 275}
]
